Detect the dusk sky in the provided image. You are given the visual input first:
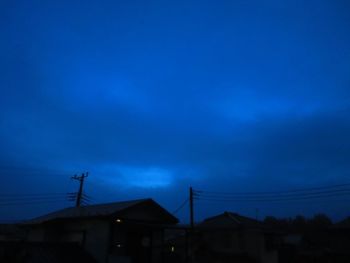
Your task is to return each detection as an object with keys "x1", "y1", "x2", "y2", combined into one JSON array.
[{"x1": 1, "y1": 0, "x2": 350, "y2": 223}]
